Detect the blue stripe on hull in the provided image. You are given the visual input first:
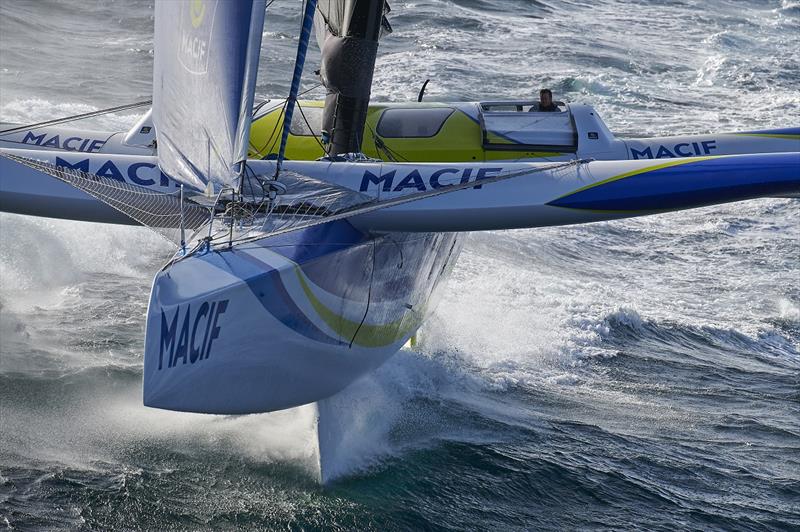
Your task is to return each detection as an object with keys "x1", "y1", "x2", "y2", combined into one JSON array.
[
  {"x1": 191, "y1": 221, "x2": 369, "y2": 345},
  {"x1": 236, "y1": 252, "x2": 343, "y2": 345},
  {"x1": 548, "y1": 153, "x2": 800, "y2": 211},
  {"x1": 252, "y1": 219, "x2": 368, "y2": 262},
  {"x1": 144, "y1": 221, "x2": 466, "y2": 413},
  {"x1": 737, "y1": 127, "x2": 800, "y2": 136}
]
